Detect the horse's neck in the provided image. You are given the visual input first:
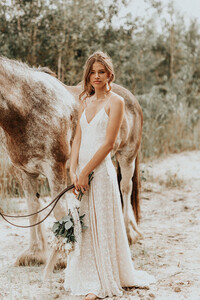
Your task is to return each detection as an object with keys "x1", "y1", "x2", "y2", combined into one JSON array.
[{"x1": 65, "y1": 84, "x2": 82, "y2": 102}]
